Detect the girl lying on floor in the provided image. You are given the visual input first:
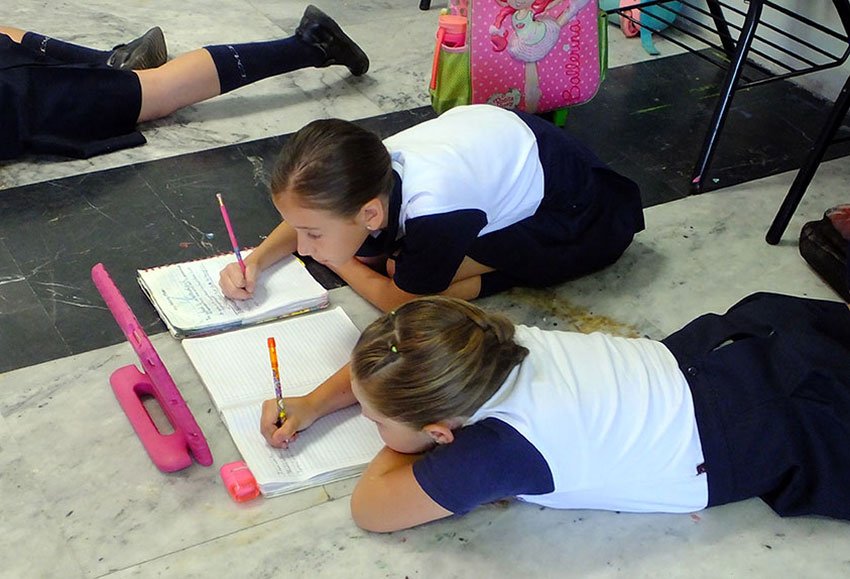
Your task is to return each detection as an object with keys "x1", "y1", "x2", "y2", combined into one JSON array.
[{"x1": 260, "y1": 292, "x2": 850, "y2": 532}]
